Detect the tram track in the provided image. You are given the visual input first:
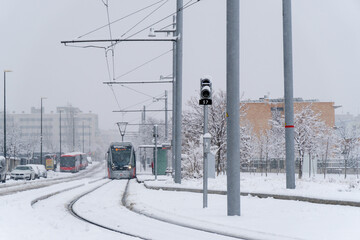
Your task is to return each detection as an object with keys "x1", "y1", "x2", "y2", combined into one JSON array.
[
  {"x1": 30, "y1": 178, "x2": 150, "y2": 240},
  {"x1": 66, "y1": 179, "x2": 150, "y2": 240},
  {"x1": 33, "y1": 178, "x2": 239, "y2": 240}
]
